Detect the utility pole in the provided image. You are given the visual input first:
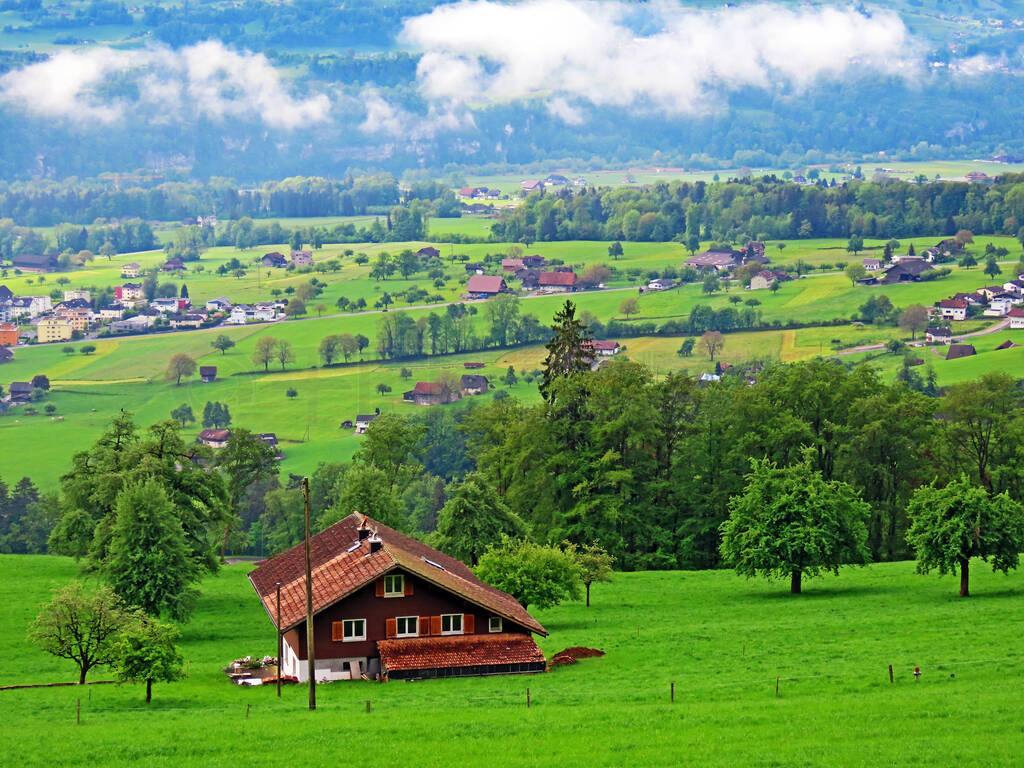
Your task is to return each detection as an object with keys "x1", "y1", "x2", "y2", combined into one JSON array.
[
  {"x1": 275, "y1": 581, "x2": 282, "y2": 698},
  {"x1": 303, "y1": 477, "x2": 316, "y2": 710}
]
